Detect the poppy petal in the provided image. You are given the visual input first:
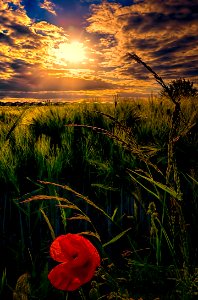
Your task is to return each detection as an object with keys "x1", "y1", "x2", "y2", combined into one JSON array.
[
  {"x1": 69, "y1": 235, "x2": 100, "y2": 283},
  {"x1": 50, "y1": 234, "x2": 78, "y2": 262},
  {"x1": 48, "y1": 262, "x2": 82, "y2": 291}
]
